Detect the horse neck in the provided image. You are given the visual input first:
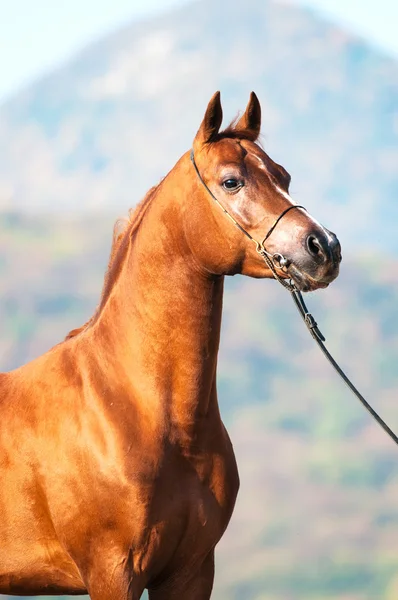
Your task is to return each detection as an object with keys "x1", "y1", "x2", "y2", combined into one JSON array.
[{"x1": 90, "y1": 155, "x2": 225, "y2": 443}]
